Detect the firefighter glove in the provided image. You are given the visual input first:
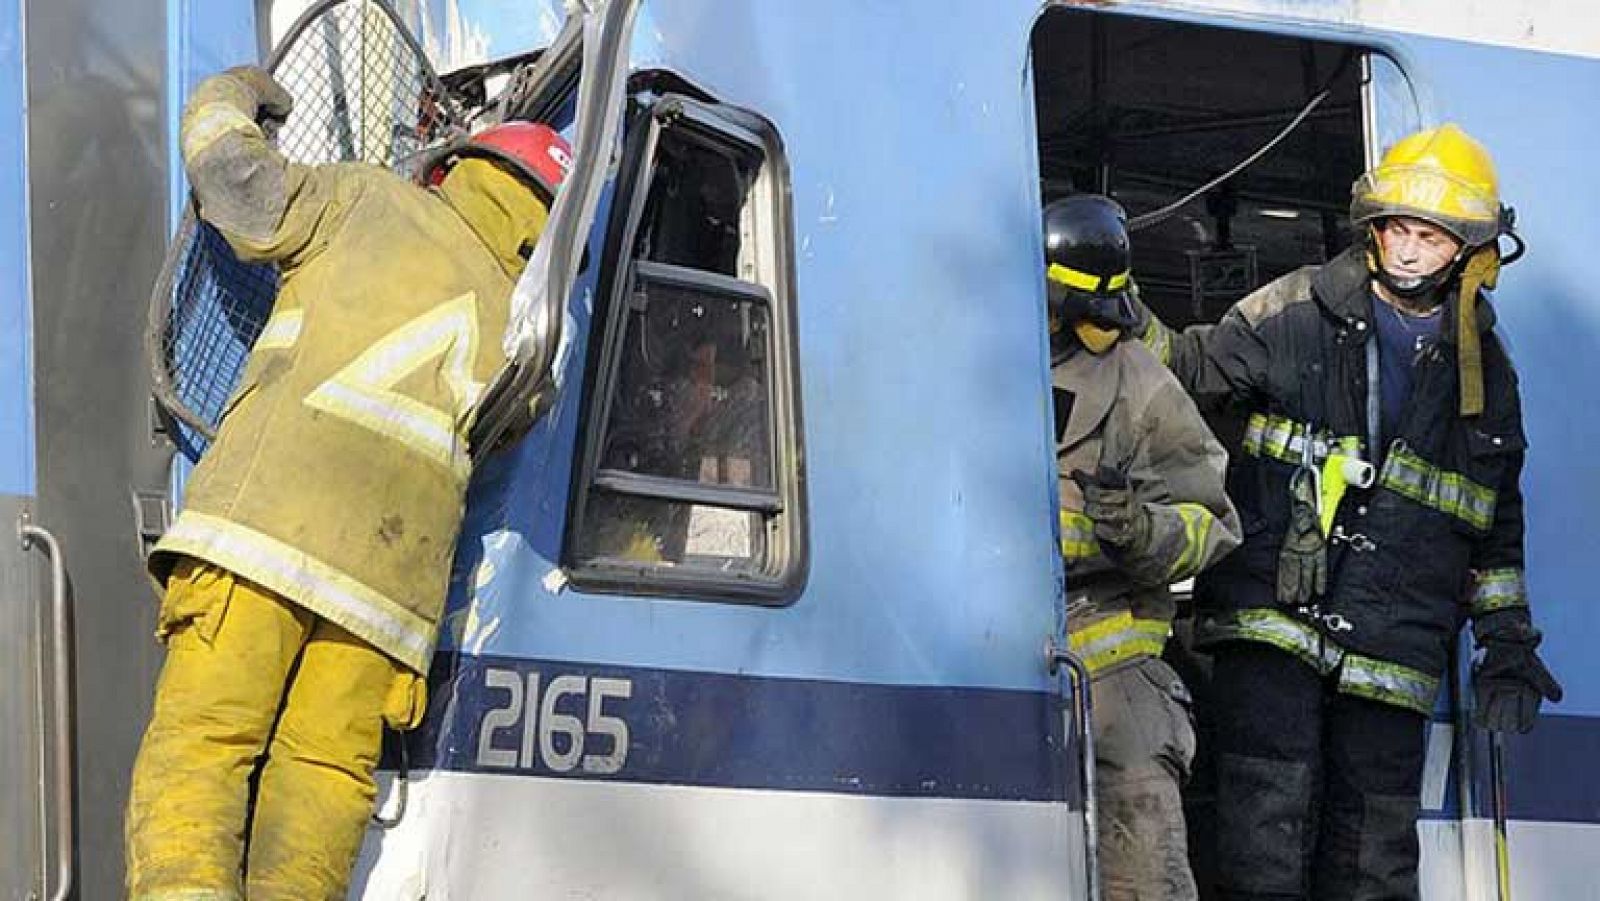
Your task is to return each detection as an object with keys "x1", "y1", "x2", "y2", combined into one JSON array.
[
  {"x1": 227, "y1": 65, "x2": 294, "y2": 124},
  {"x1": 1472, "y1": 609, "x2": 1563, "y2": 734},
  {"x1": 1276, "y1": 469, "x2": 1326, "y2": 607},
  {"x1": 1071, "y1": 466, "x2": 1152, "y2": 556}
]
